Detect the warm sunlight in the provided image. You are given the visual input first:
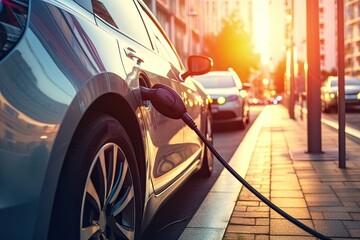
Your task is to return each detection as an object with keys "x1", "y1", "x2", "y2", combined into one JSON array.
[{"x1": 253, "y1": 0, "x2": 270, "y2": 65}]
